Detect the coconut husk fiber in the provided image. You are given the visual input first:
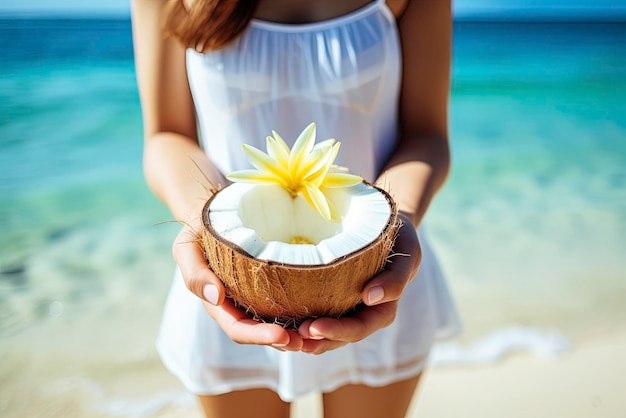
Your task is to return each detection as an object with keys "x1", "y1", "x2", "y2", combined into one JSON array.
[{"x1": 201, "y1": 185, "x2": 400, "y2": 328}]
